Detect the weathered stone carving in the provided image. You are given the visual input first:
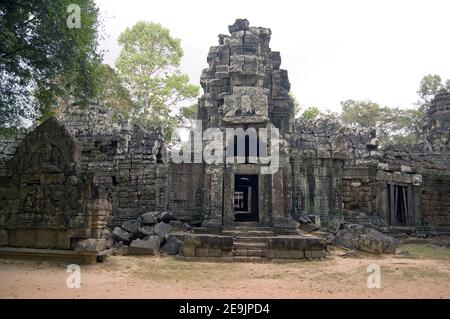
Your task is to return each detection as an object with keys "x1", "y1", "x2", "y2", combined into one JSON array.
[{"x1": 0, "y1": 117, "x2": 111, "y2": 250}]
